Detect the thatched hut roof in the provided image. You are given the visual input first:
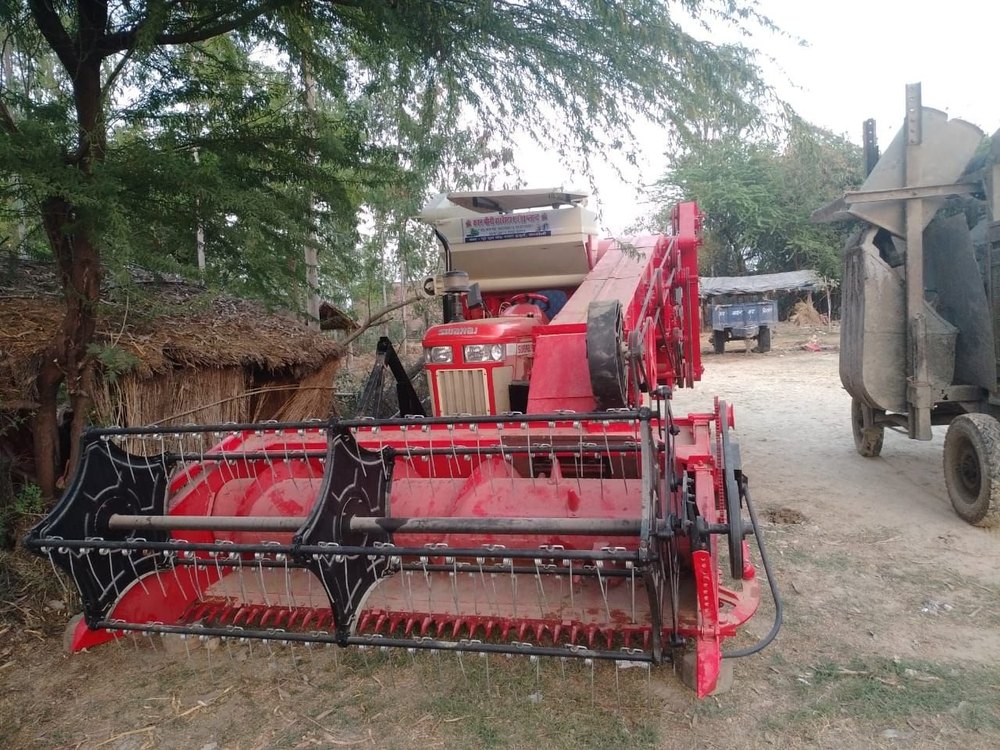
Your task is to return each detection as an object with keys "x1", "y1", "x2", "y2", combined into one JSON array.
[
  {"x1": 319, "y1": 300, "x2": 359, "y2": 332},
  {"x1": 0, "y1": 259, "x2": 341, "y2": 411}
]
